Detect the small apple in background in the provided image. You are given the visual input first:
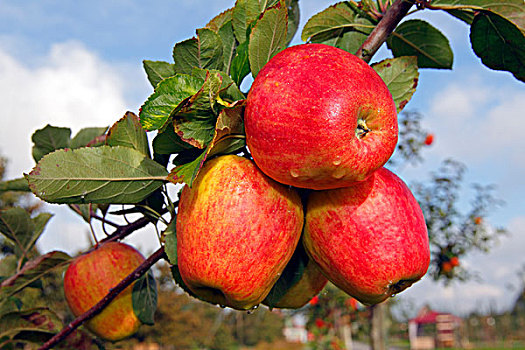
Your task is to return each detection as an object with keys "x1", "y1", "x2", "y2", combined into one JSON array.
[
  {"x1": 176, "y1": 155, "x2": 304, "y2": 310},
  {"x1": 303, "y1": 167, "x2": 430, "y2": 305},
  {"x1": 63, "y1": 241, "x2": 145, "y2": 341},
  {"x1": 424, "y1": 133, "x2": 434, "y2": 146},
  {"x1": 474, "y1": 216, "x2": 483, "y2": 225},
  {"x1": 441, "y1": 261, "x2": 453, "y2": 274},
  {"x1": 309, "y1": 295, "x2": 320, "y2": 306},
  {"x1": 245, "y1": 43, "x2": 398, "y2": 190},
  {"x1": 449, "y1": 256, "x2": 460, "y2": 267}
]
